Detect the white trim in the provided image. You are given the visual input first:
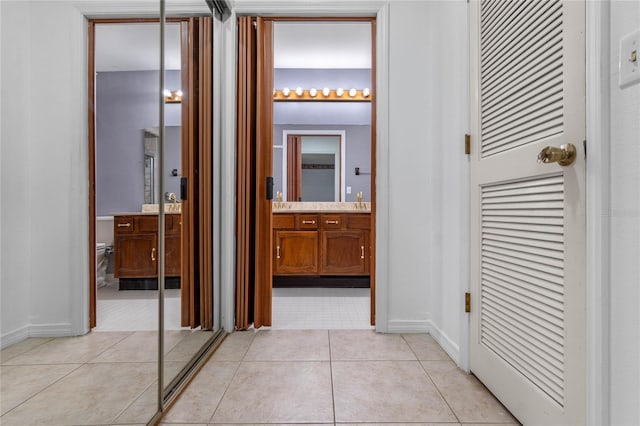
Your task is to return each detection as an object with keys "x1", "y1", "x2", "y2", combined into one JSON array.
[
  {"x1": 428, "y1": 320, "x2": 461, "y2": 365},
  {"x1": 1, "y1": 326, "x2": 30, "y2": 350},
  {"x1": 387, "y1": 319, "x2": 430, "y2": 333},
  {"x1": 586, "y1": 1, "x2": 611, "y2": 424},
  {"x1": 220, "y1": 10, "x2": 238, "y2": 332},
  {"x1": 219, "y1": 2, "x2": 390, "y2": 332},
  {"x1": 373, "y1": 3, "x2": 390, "y2": 333},
  {"x1": 386, "y1": 319, "x2": 461, "y2": 365},
  {"x1": 281, "y1": 130, "x2": 346, "y2": 202},
  {"x1": 72, "y1": 1, "x2": 209, "y2": 17},
  {"x1": 232, "y1": 1, "x2": 385, "y2": 17},
  {"x1": 1, "y1": 323, "x2": 74, "y2": 349}
]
